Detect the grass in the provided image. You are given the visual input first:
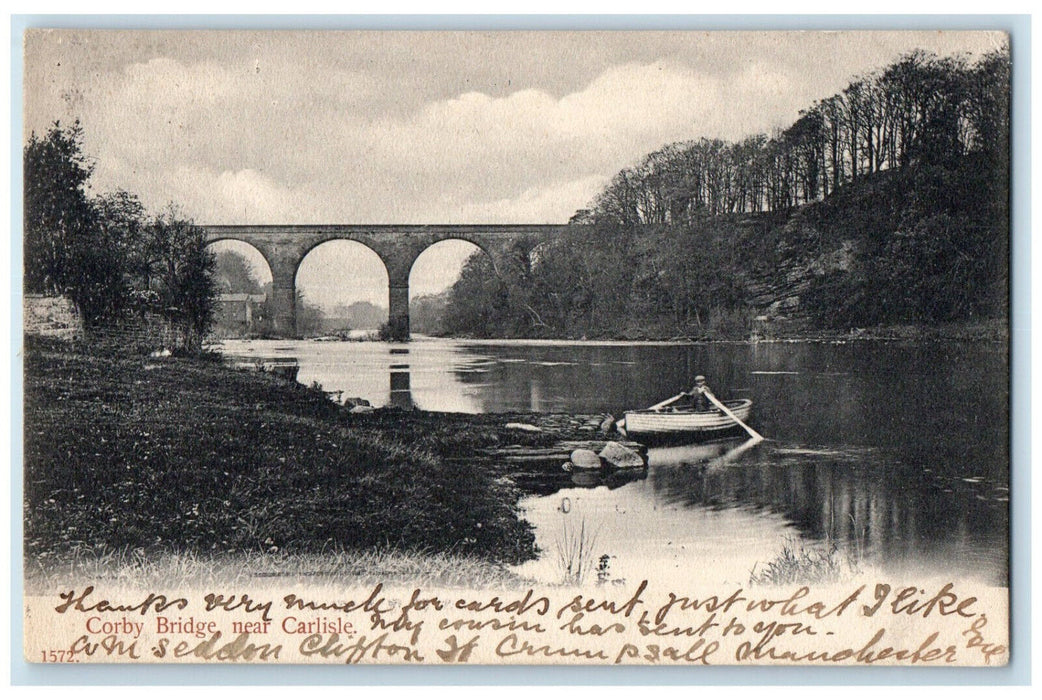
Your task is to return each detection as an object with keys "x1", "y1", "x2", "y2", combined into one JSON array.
[
  {"x1": 24, "y1": 544, "x2": 527, "y2": 593},
  {"x1": 748, "y1": 534, "x2": 863, "y2": 587},
  {"x1": 23, "y1": 337, "x2": 545, "y2": 578}
]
